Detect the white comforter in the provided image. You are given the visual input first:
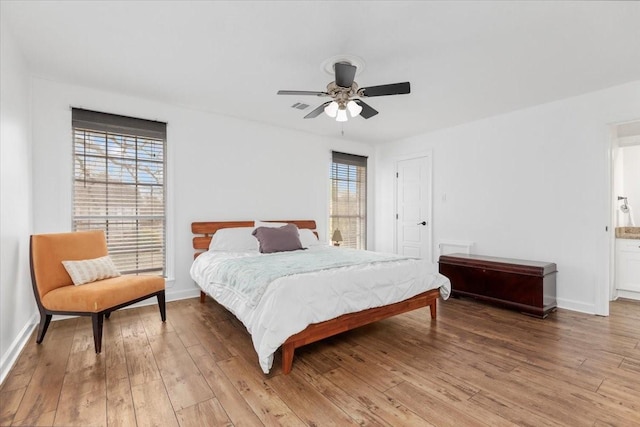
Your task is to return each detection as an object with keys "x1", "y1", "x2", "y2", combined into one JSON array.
[{"x1": 190, "y1": 246, "x2": 451, "y2": 373}]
